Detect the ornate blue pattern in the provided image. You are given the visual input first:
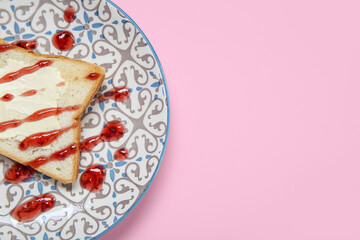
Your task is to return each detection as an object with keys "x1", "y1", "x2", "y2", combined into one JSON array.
[{"x1": 0, "y1": 0, "x2": 169, "y2": 239}]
